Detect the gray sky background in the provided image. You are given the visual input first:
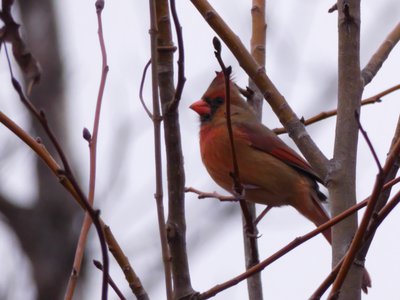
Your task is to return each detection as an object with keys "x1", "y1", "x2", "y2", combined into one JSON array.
[{"x1": 1, "y1": 1, "x2": 400, "y2": 299}]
